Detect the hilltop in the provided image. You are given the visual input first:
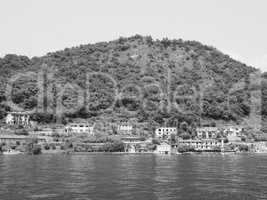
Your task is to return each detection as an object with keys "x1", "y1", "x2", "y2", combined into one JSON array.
[{"x1": 0, "y1": 35, "x2": 265, "y2": 133}]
